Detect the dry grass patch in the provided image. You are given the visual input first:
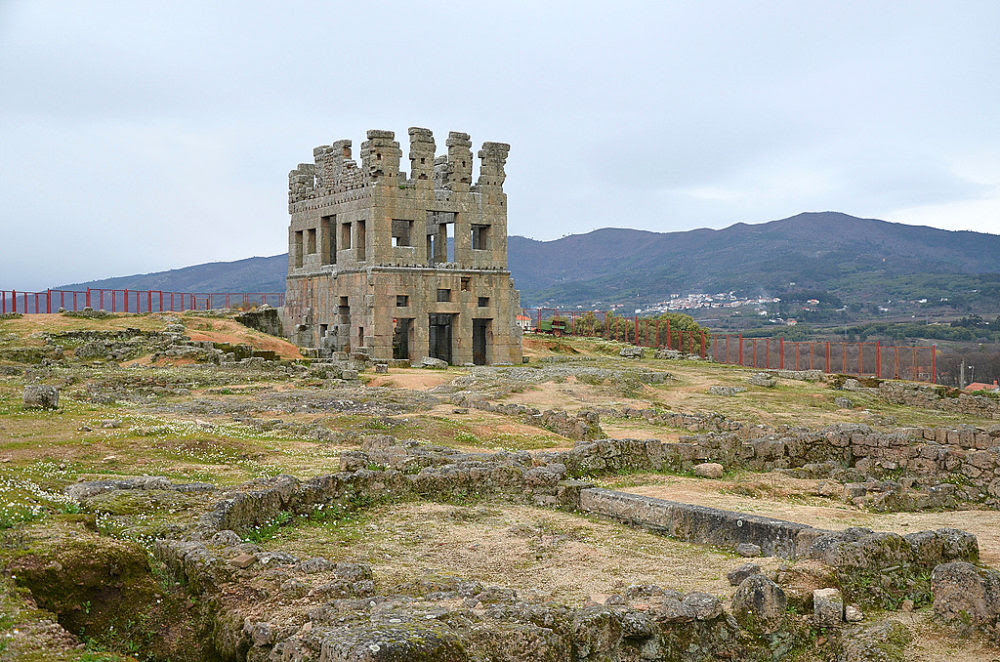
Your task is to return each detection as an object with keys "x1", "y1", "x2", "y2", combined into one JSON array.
[{"x1": 262, "y1": 500, "x2": 782, "y2": 605}]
